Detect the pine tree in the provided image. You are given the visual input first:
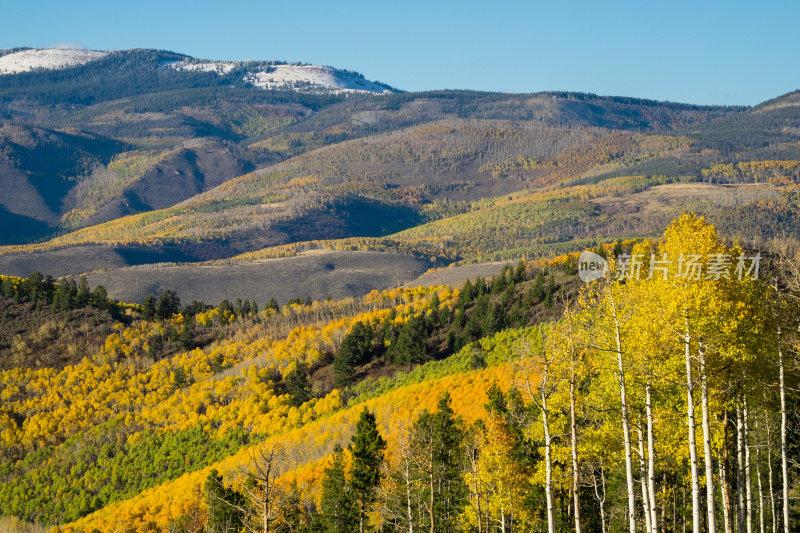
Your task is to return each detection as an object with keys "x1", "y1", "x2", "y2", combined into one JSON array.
[
  {"x1": 285, "y1": 365, "x2": 311, "y2": 407},
  {"x1": 392, "y1": 315, "x2": 427, "y2": 368},
  {"x1": 514, "y1": 260, "x2": 527, "y2": 283},
  {"x1": 319, "y1": 444, "x2": 358, "y2": 532},
  {"x1": 76, "y1": 276, "x2": 90, "y2": 307},
  {"x1": 349, "y1": 408, "x2": 386, "y2": 533},
  {"x1": 204, "y1": 469, "x2": 245, "y2": 533},
  {"x1": 155, "y1": 290, "x2": 180, "y2": 319},
  {"x1": 142, "y1": 294, "x2": 156, "y2": 320},
  {"x1": 334, "y1": 321, "x2": 373, "y2": 386},
  {"x1": 409, "y1": 393, "x2": 469, "y2": 533},
  {"x1": 178, "y1": 314, "x2": 195, "y2": 350}
]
